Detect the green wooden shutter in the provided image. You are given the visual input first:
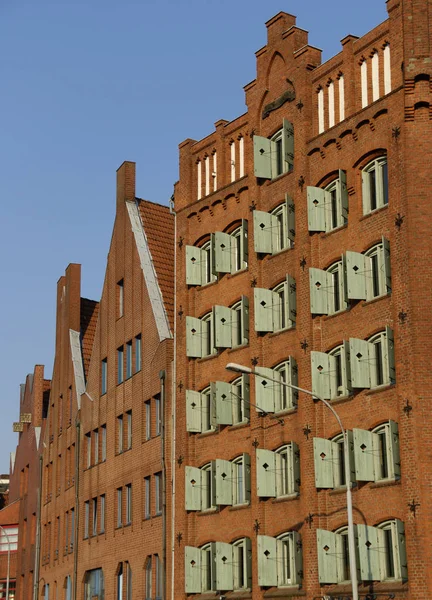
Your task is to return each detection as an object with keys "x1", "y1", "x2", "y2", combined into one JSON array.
[
  {"x1": 382, "y1": 237, "x2": 391, "y2": 293},
  {"x1": 286, "y1": 194, "x2": 295, "y2": 244},
  {"x1": 287, "y1": 356, "x2": 298, "y2": 408},
  {"x1": 186, "y1": 316, "x2": 202, "y2": 358},
  {"x1": 211, "y1": 381, "x2": 232, "y2": 426},
  {"x1": 255, "y1": 367, "x2": 277, "y2": 413},
  {"x1": 185, "y1": 546, "x2": 202, "y2": 593},
  {"x1": 291, "y1": 531, "x2": 303, "y2": 585},
  {"x1": 395, "y1": 520, "x2": 408, "y2": 580},
  {"x1": 346, "y1": 251, "x2": 367, "y2": 299},
  {"x1": 349, "y1": 338, "x2": 371, "y2": 388},
  {"x1": 309, "y1": 268, "x2": 330, "y2": 314},
  {"x1": 256, "y1": 448, "x2": 276, "y2": 497},
  {"x1": 316, "y1": 529, "x2": 338, "y2": 584},
  {"x1": 215, "y1": 542, "x2": 234, "y2": 591},
  {"x1": 253, "y1": 136, "x2": 273, "y2": 179},
  {"x1": 213, "y1": 305, "x2": 233, "y2": 348},
  {"x1": 353, "y1": 428, "x2": 375, "y2": 481},
  {"x1": 241, "y1": 219, "x2": 249, "y2": 266},
  {"x1": 245, "y1": 537, "x2": 253, "y2": 588},
  {"x1": 313, "y1": 437, "x2": 334, "y2": 488},
  {"x1": 337, "y1": 169, "x2": 349, "y2": 222},
  {"x1": 215, "y1": 459, "x2": 233, "y2": 505},
  {"x1": 385, "y1": 326, "x2": 396, "y2": 383},
  {"x1": 253, "y1": 210, "x2": 277, "y2": 253},
  {"x1": 186, "y1": 390, "x2": 202, "y2": 433},
  {"x1": 311, "y1": 351, "x2": 335, "y2": 399},
  {"x1": 254, "y1": 288, "x2": 275, "y2": 332},
  {"x1": 388, "y1": 420, "x2": 401, "y2": 479},
  {"x1": 347, "y1": 429, "x2": 356, "y2": 483},
  {"x1": 185, "y1": 466, "x2": 202, "y2": 511},
  {"x1": 307, "y1": 186, "x2": 329, "y2": 231},
  {"x1": 241, "y1": 374, "x2": 250, "y2": 422},
  {"x1": 185, "y1": 245, "x2": 204, "y2": 286},
  {"x1": 213, "y1": 231, "x2": 232, "y2": 274},
  {"x1": 291, "y1": 441, "x2": 300, "y2": 493},
  {"x1": 361, "y1": 170, "x2": 370, "y2": 214},
  {"x1": 240, "y1": 296, "x2": 249, "y2": 345},
  {"x1": 357, "y1": 525, "x2": 382, "y2": 581},
  {"x1": 286, "y1": 275, "x2": 297, "y2": 325},
  {"x1": 243, "y1": 453, "x2": 251, "y2": 502},
  {"x1": 257, "y1": 535, "x2": 278, "y2": 586},
  {"x1": 283, "y1": 119, "x2": 294, "y2": 170}
]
